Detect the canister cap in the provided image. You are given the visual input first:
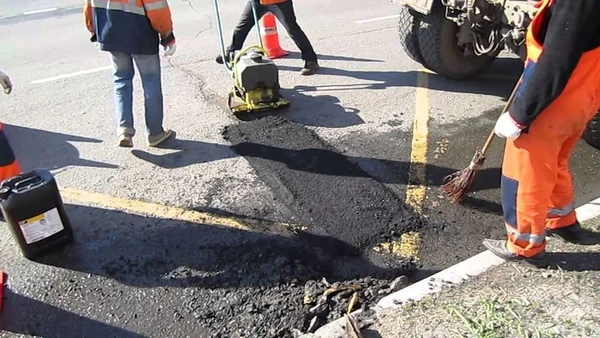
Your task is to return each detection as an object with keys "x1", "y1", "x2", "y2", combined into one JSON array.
[{"x1": 0, "y1": 186, "x2": 10, "y2": 200}]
